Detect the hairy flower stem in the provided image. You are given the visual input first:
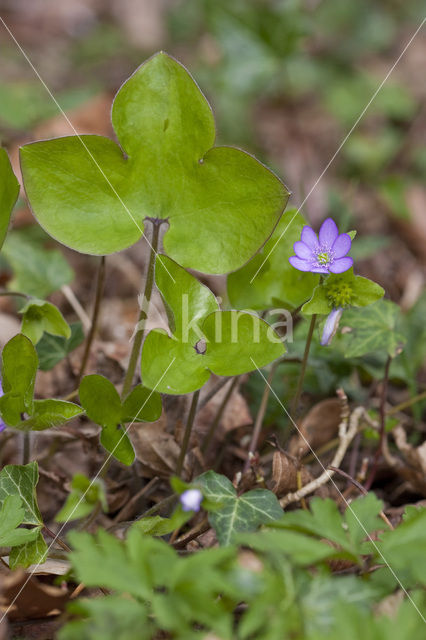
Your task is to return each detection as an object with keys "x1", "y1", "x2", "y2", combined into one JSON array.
[
  {"x1": 244, "y1": 363, "x2": 278, "y2": 472},
  {"x1": 176, "y1": 389, "x2": 200, "y2": 477},
  {"x1": 22, "y1": 431, "x2": 30, "y2": 465},
  {"x1": 290, "y1": 314, "x2": 317, "y2": 418},
  {"x1": 77, "y1": 256, "x2": 106, "y2": 384},
  {"x1": 121, "y1": 220, "x2": 162, "y2": 399},
  {"x1": 365, "y1": 355, "x2": 392, "y2": 490},
  {"x1": 202, "y1": 377, "x2": 240, "y2": 456}
]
